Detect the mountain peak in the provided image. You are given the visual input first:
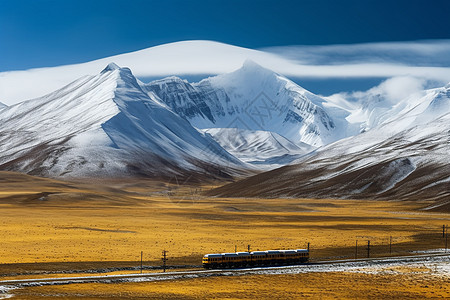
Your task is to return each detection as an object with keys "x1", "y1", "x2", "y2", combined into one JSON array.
[
  {"x1": 240, "y1": 59, "x2": 274, "y2": 74},
  {"x1": 101, "y1": 62, "x2": 121, "y2": 73},
  {"x1": 242, "y1": 59, "x2": 264, "y2": 69},
  {"x1": 99, "y1": 63, "x2": 142, "y2": 92}
]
